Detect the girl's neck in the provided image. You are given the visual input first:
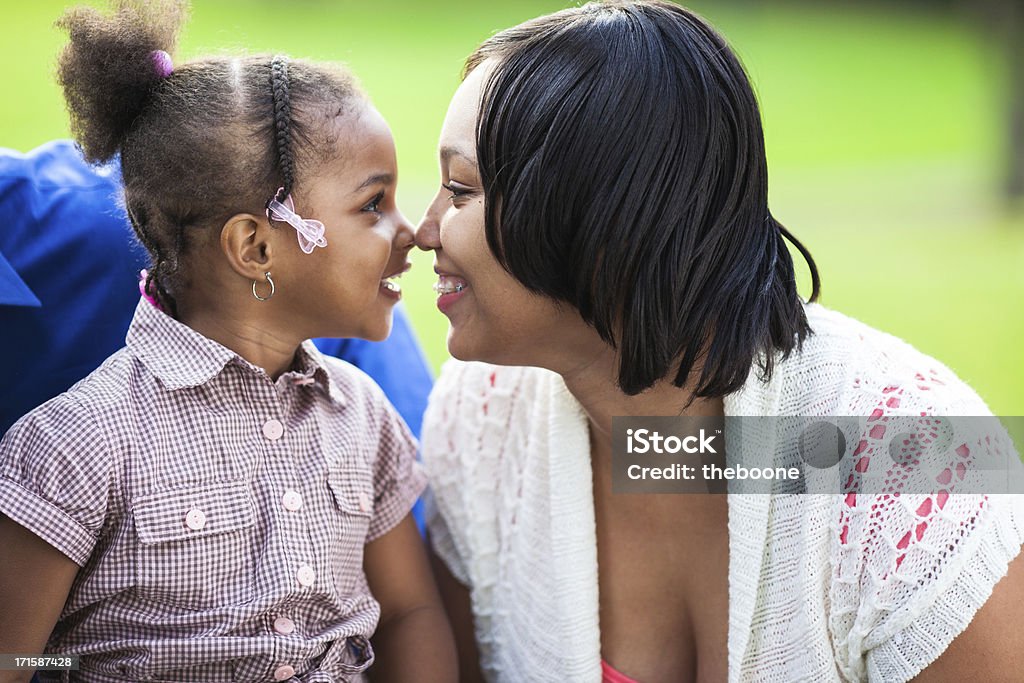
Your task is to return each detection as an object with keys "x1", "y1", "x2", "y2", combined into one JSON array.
[{"x1": 177, "y1": 304, "x2": 301, "y2": 381}]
